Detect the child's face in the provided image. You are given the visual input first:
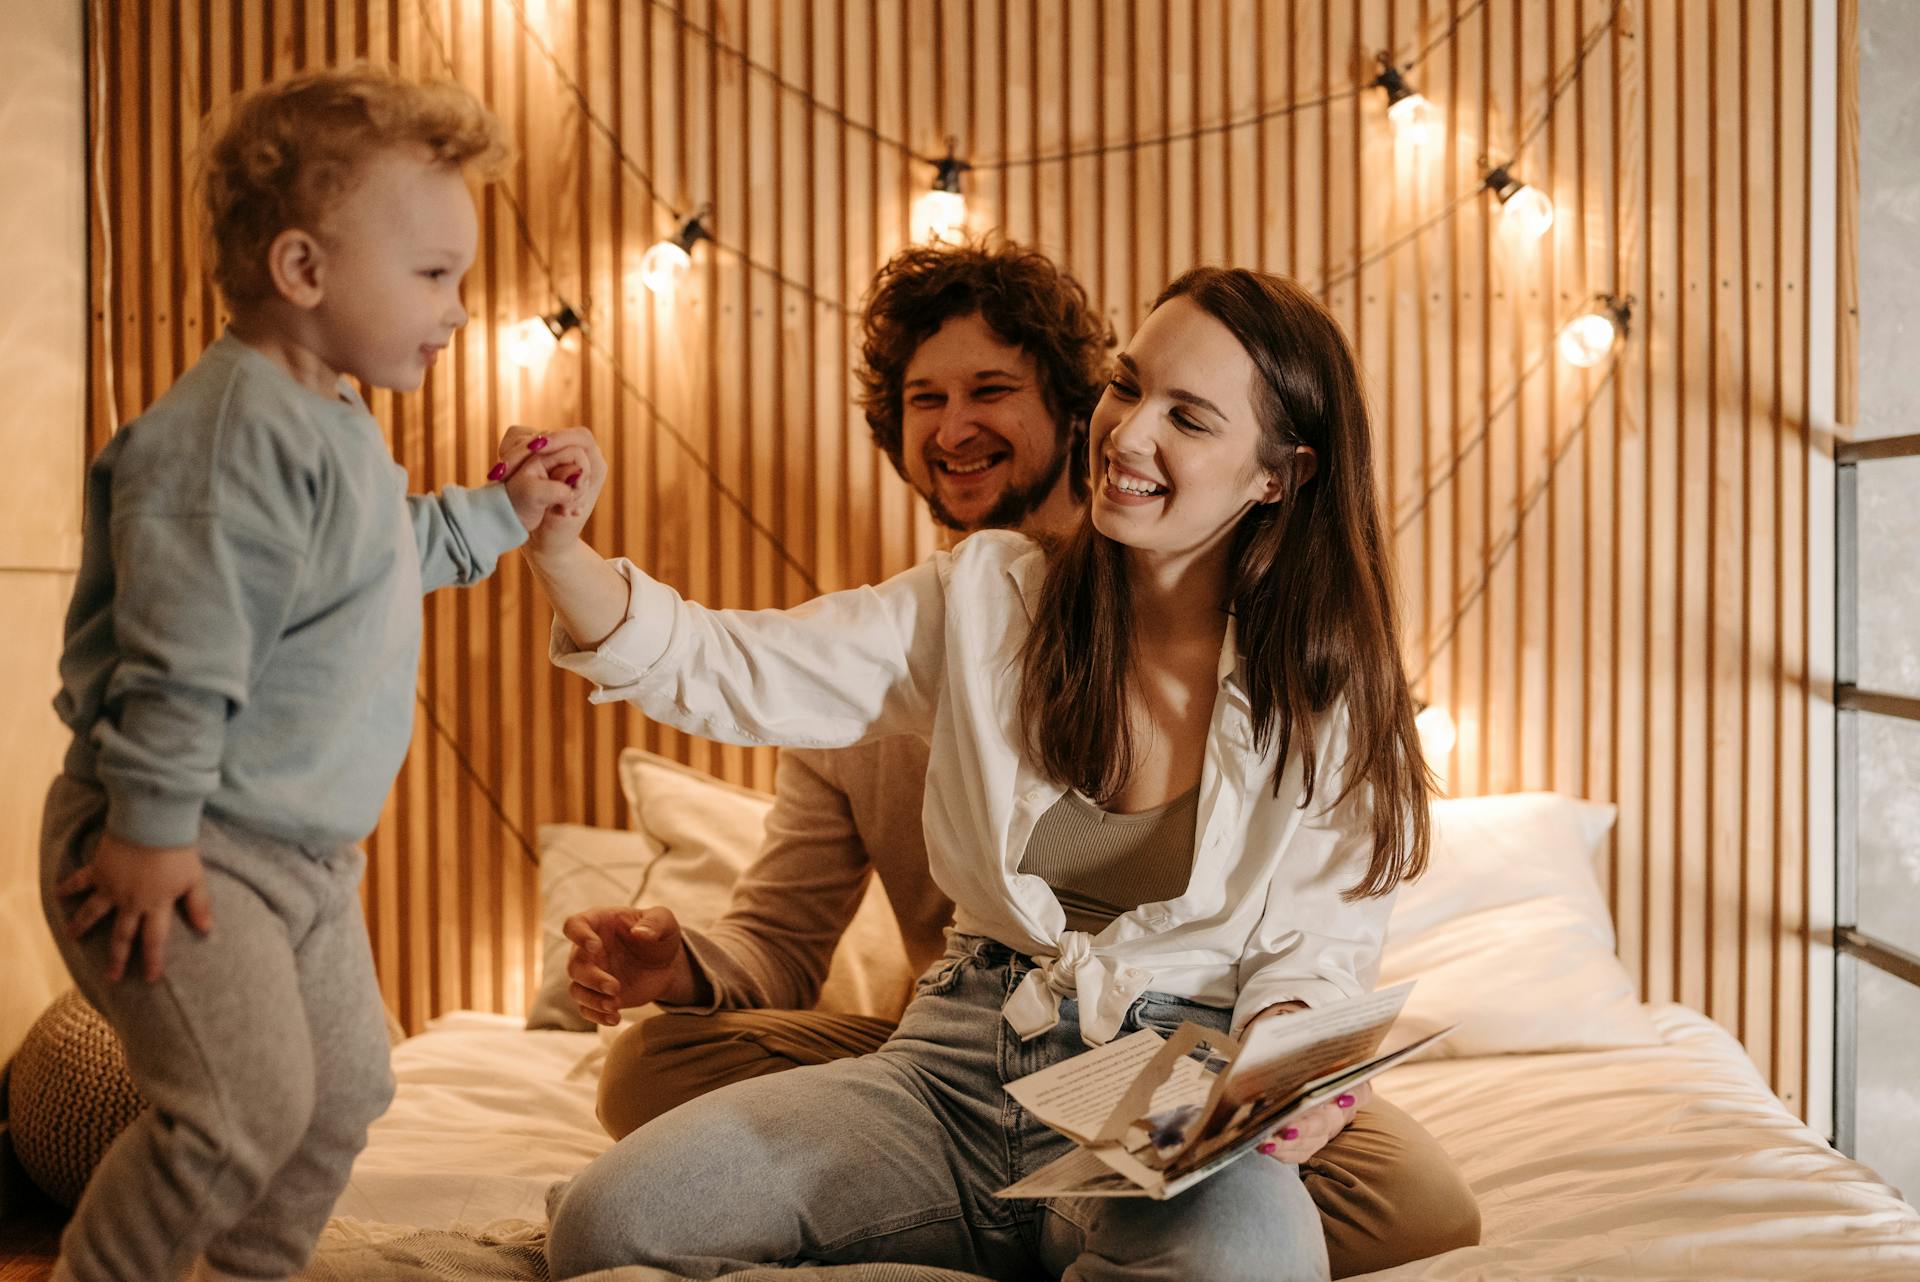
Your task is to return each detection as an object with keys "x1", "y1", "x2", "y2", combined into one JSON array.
[{"x1": 310, "y1": 144, "x2": 478, "y2": 392}]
